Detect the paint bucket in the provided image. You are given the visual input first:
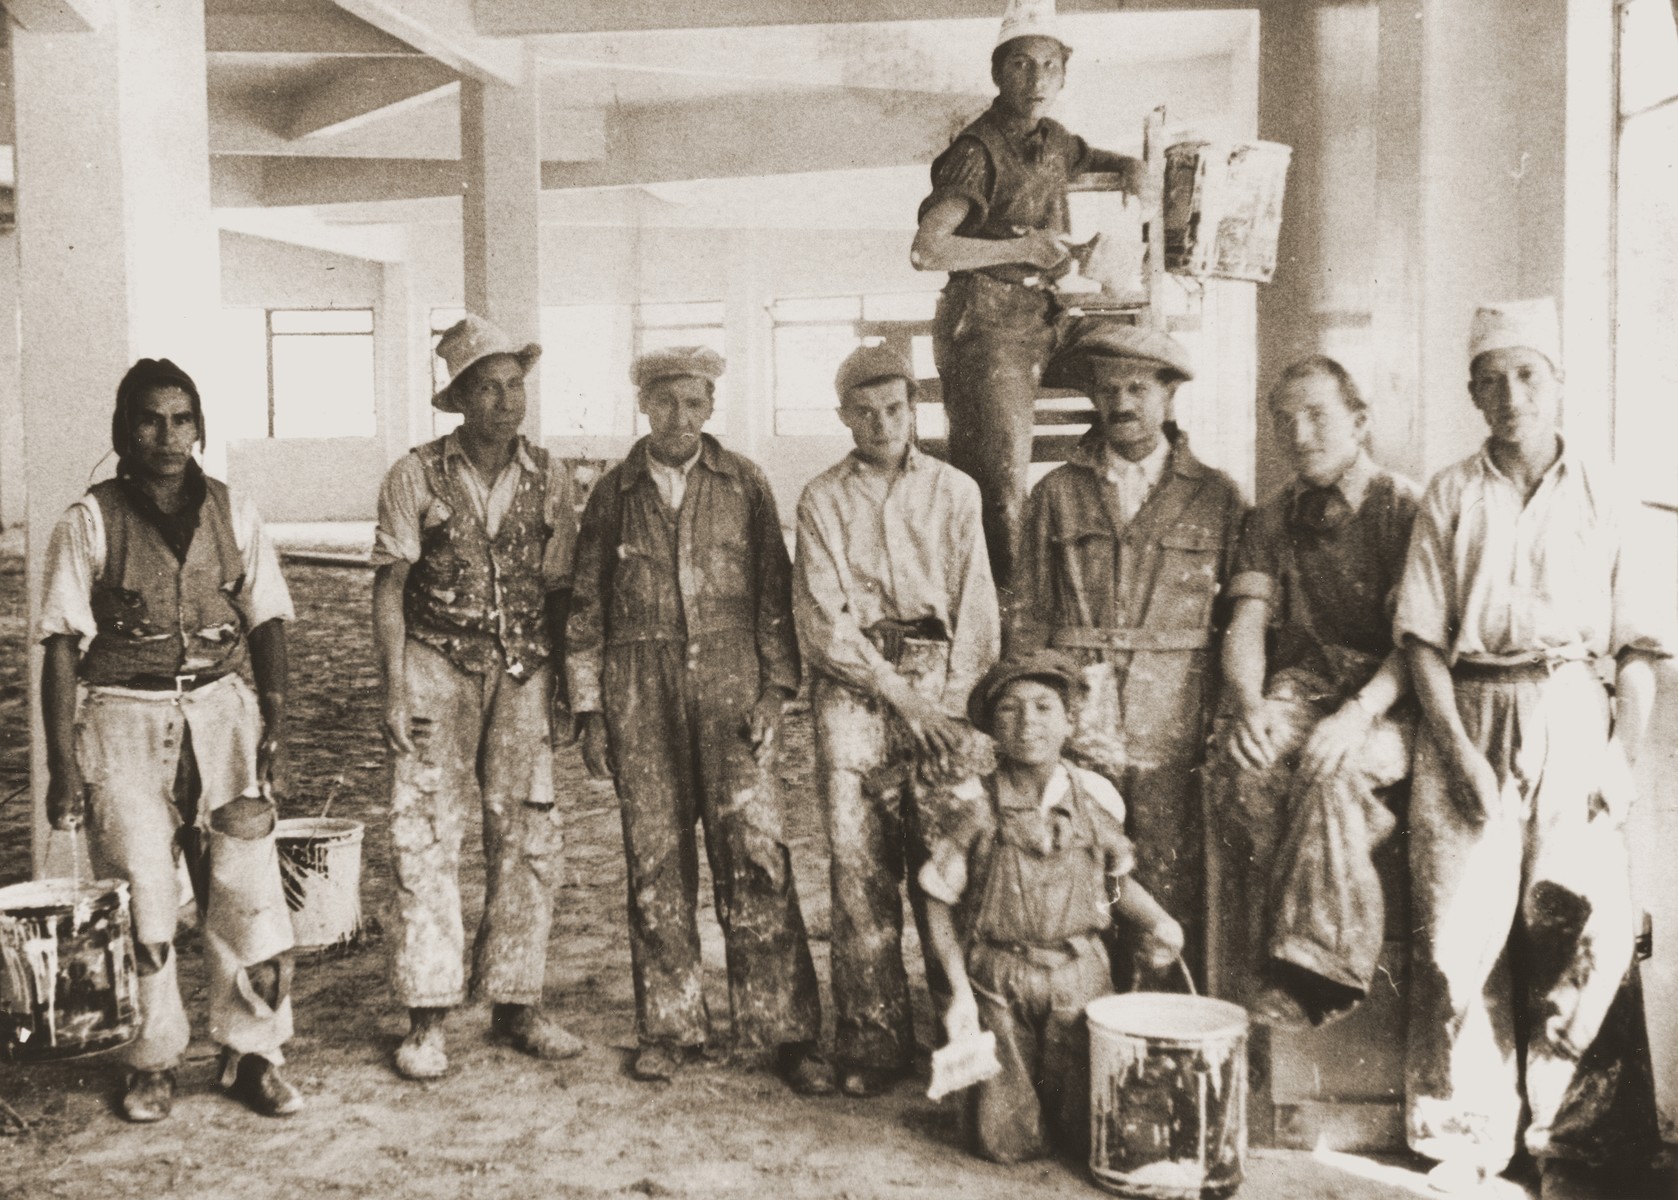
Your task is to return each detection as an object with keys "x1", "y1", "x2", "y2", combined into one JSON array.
[
  {"x1": 275, "y1": 818, "x2": 364, "y2": 951},
  {"x1": 1086, "y1": 992, "x2": 1249, "y2": 1199},
  {"x1": 1162, "y1": 139, "x2": 1292, "y2": 284},
  {"x1": 0, "y1": 878, "x2": 139, "y2": 1062}
]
